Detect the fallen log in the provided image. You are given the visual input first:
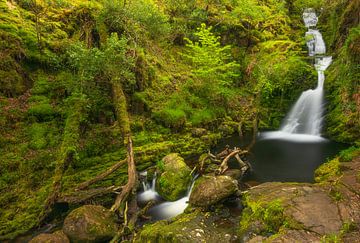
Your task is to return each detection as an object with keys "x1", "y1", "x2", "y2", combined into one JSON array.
[
  {"x1": 217, "y1": 148, "x2": 249, "y2": 174},
  {"x1": 58, "y1": 186, "x2": 123, "y2": 204},
  {"x1": 76, "y1": 159, "x2": 127, "y2": 191}
]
